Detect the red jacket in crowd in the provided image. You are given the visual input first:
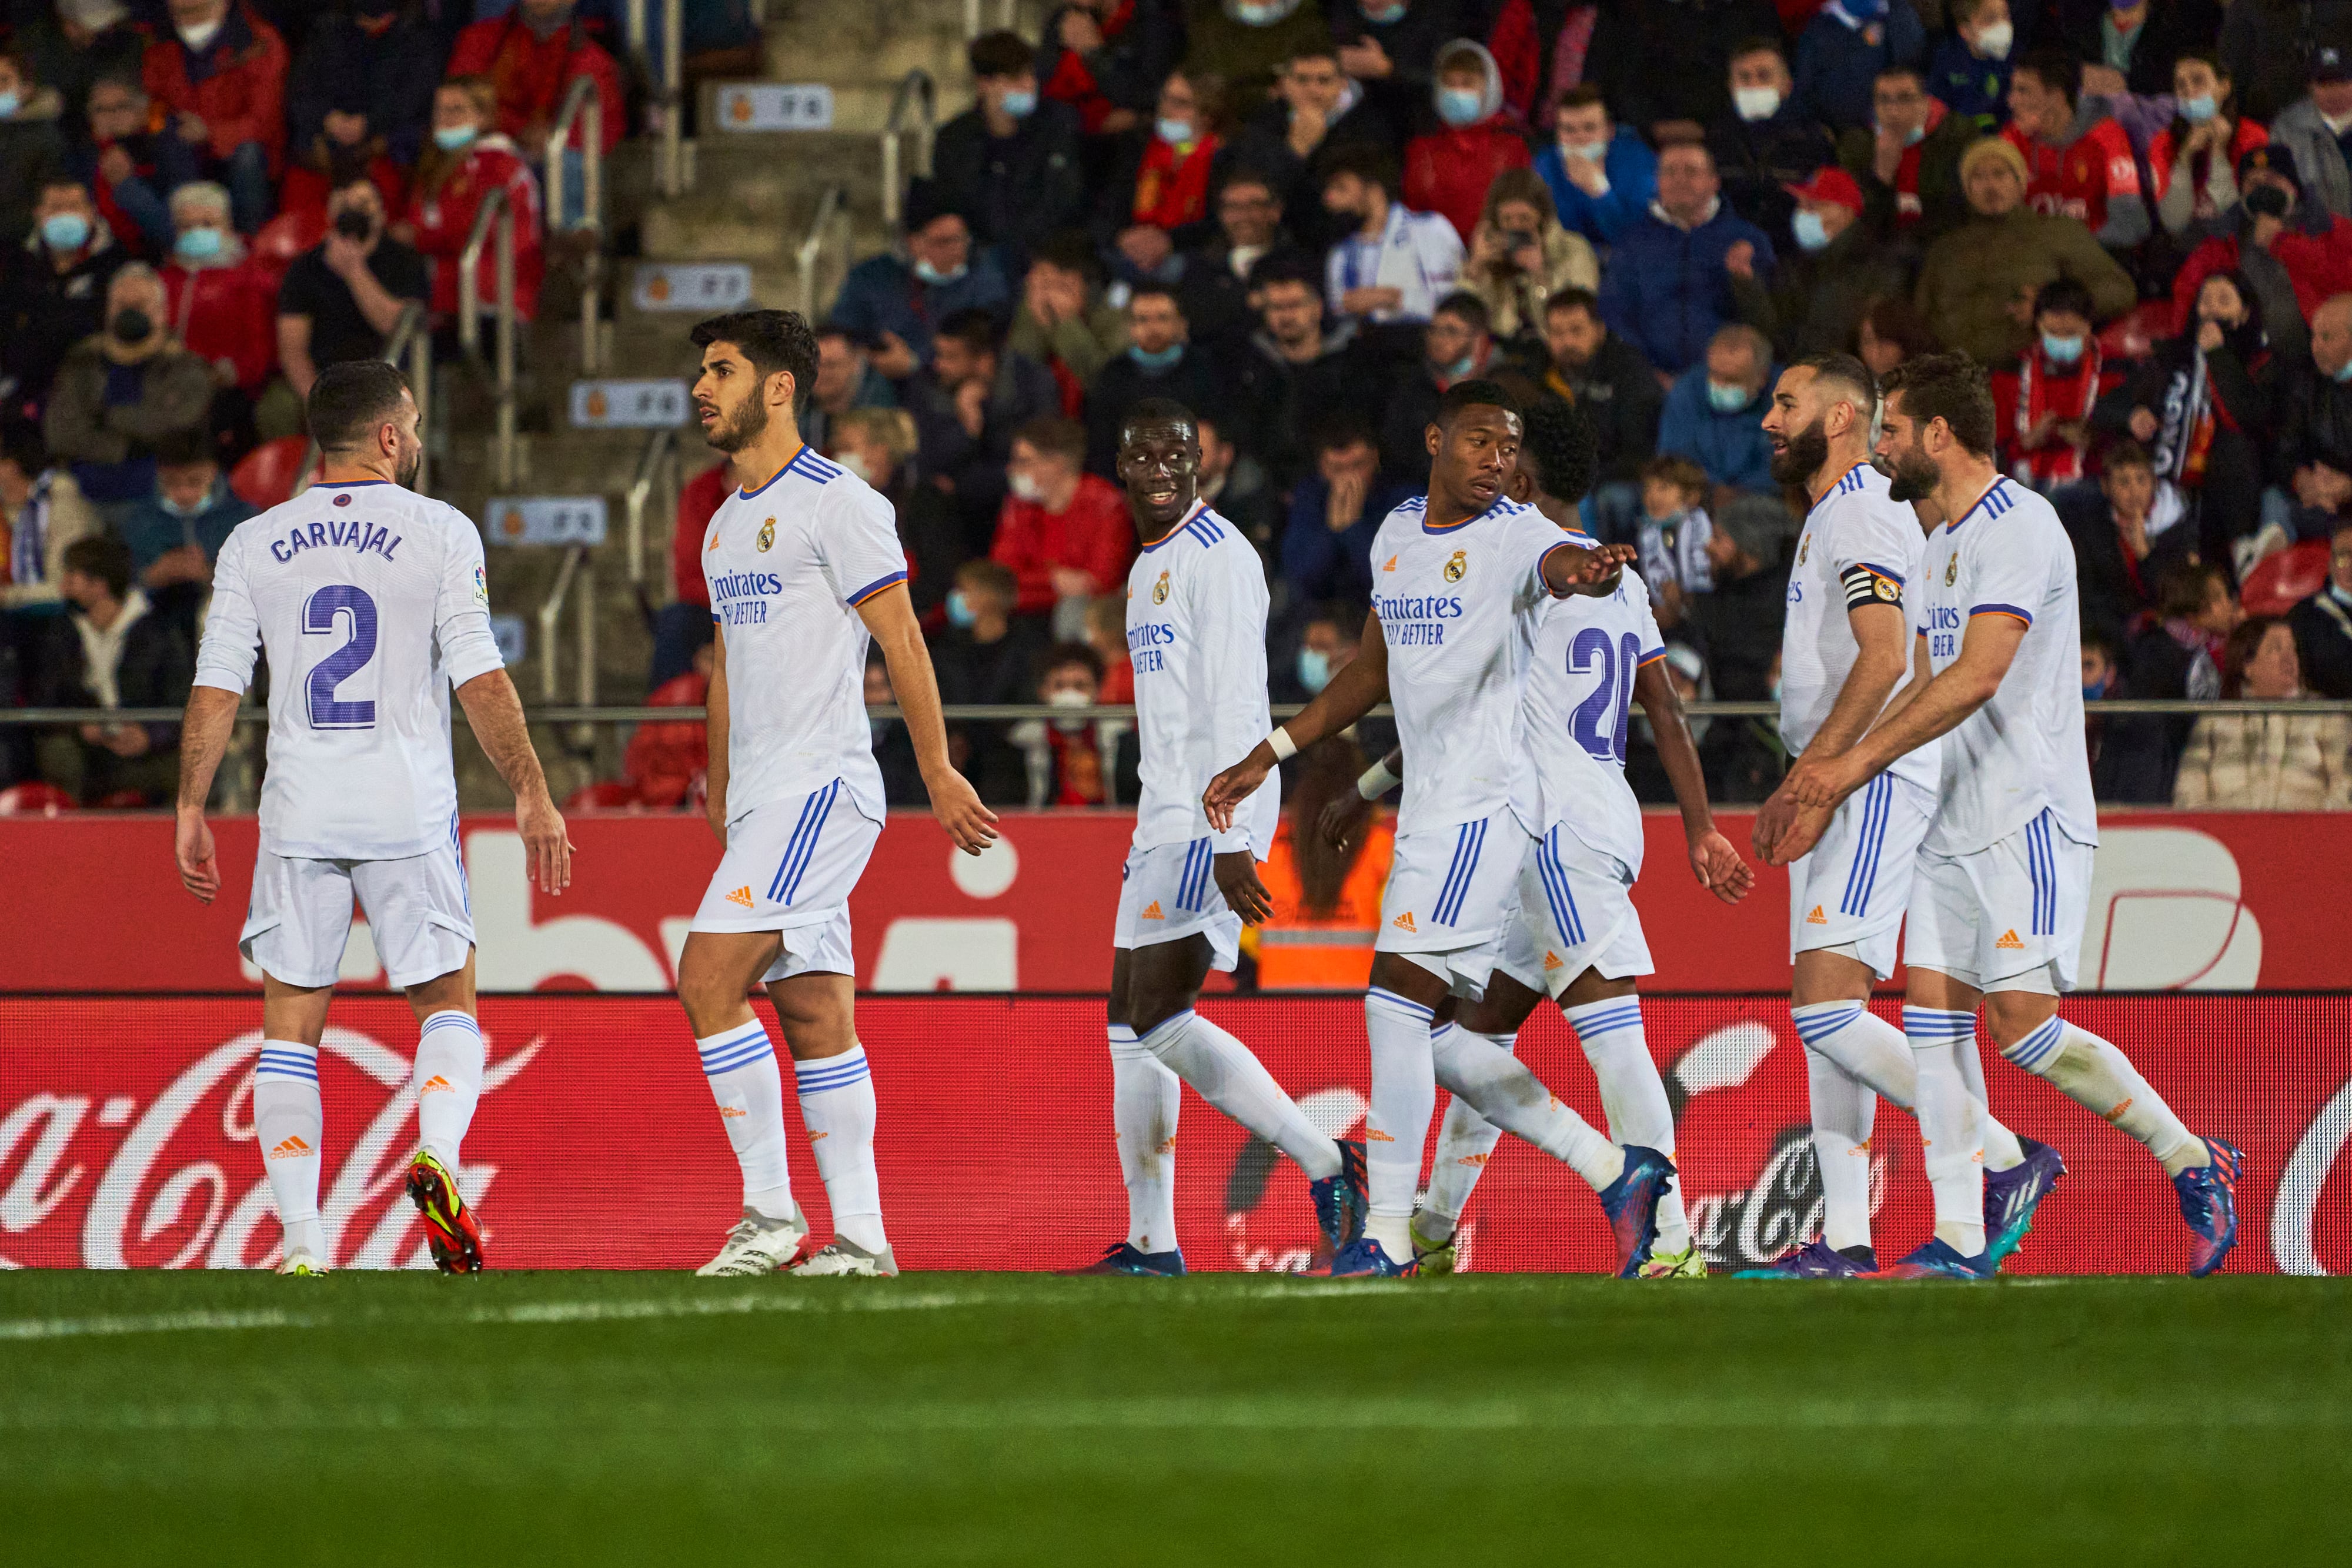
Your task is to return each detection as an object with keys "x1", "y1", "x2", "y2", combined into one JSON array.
[
  {"x1": 670, "y1": 461, "x2": 731, "y2": 609},
  {"x1": 406, "y1": 135, "x2": 545, "y2": 324},
  {"x1": 142, "y1": 2, "x2": 289, "y2": 173},
  {"x1": 989, "y1": 473, "x2": 1135, "y2": 616},
  {"x1": 447, "y1": 15, "x2": 626, "y2": 157},
  {"x1": 1405, "y1": 119, "x2": 1530, "y2": 249},
  {"x1": 1992, "y1": 341, "x2": 2124, "y2": 490},
  {"x1": 623, "y1": 668, "x2": 710, "y2": 809},
  {"x1": 162, "y1": 255, "x2": 278, "y2": 394},
  {"x1": 2001, "y1": 116, "x2": 2140, "y2": 236},
  {"x1": 1131, "y1": 131, "x2": 1221, "y2": 230},
  {"x1": 2172, "y1": 218, "x2": 2352, "y2": 335}
]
